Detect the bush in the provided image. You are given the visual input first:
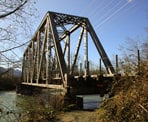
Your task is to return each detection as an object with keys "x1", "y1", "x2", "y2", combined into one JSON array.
[{"x1": 97, "y1": 41, "x2": 148, "y2": 122}]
